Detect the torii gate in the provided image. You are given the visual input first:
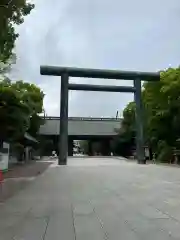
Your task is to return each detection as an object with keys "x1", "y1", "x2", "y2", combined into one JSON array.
[{"x1": 40, "y1": 66, "x2": 160, "y2": 165}]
